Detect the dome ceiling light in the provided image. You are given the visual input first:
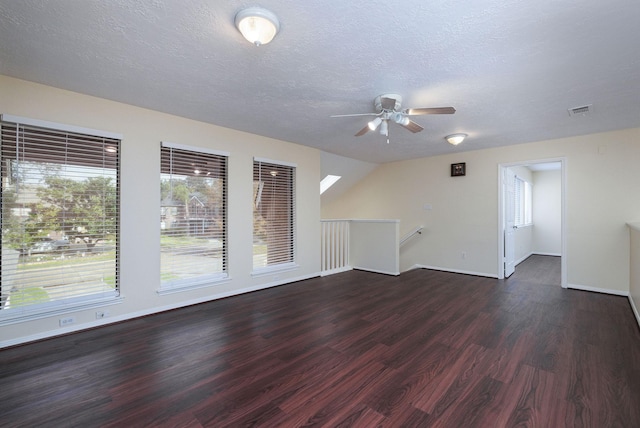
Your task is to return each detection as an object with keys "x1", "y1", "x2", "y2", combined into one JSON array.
[
  {"x1": 445, "y1": 133, "x2": 467, "y2": 146},
  {"x1": 235, "y1": 7, "x2": 280, "y2": 46}
]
